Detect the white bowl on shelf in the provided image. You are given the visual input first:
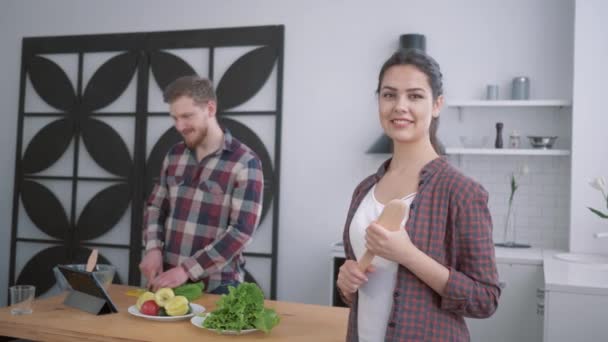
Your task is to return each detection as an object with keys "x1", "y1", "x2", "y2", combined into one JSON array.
[{"x1": 527, "y1": 136, "x2": 558, "y2": 149}]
